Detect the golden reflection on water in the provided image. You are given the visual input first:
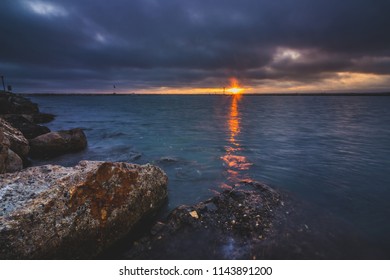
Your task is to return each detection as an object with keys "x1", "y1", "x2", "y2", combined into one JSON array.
[{"x1": 220, "y1": 95, "x2": 253, "y2": 188}]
